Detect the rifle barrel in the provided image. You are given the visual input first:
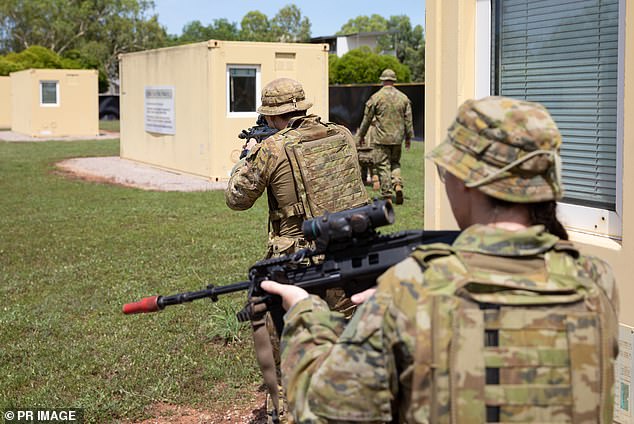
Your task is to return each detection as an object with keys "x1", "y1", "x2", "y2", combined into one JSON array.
[{"x1": 122, "y1": 281, "x2": 251, "y2": 314}]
